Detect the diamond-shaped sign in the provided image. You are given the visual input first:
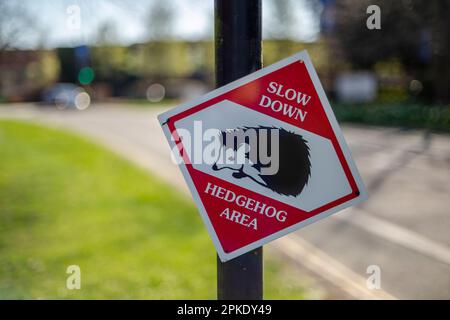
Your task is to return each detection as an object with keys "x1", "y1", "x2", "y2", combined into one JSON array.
[{"x1": 158, "y1": 51, "x2": 367, "y2": 261}]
